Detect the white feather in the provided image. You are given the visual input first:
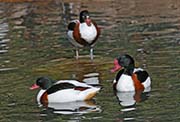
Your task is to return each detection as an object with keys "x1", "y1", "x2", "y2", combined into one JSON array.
[
  {"x1": 142, "y1": 77, "x2": 151, "y2": 89},
  {"x1": 79, "y1": 23, "x2": 97, "y2": 43},
  {"x1": 55, "y1": 80, "x2": 93, "y2": 88},
  {"x1": 116, "y1": 74, "x2": 135, "y2": 92},
  {"x1": 37, "y1": 90, "x2": 46, "y2": 105}
]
